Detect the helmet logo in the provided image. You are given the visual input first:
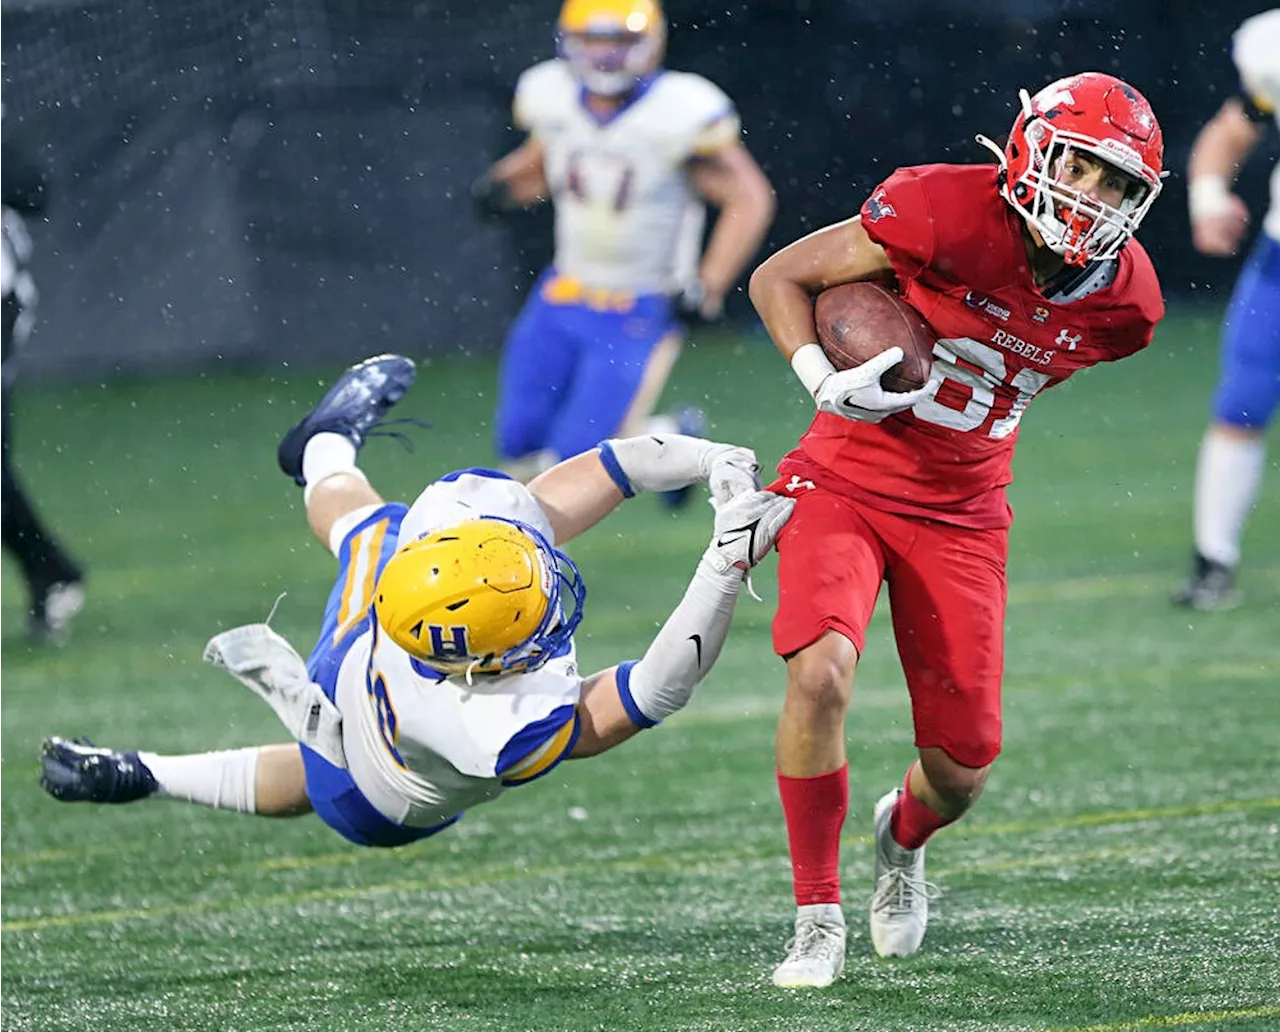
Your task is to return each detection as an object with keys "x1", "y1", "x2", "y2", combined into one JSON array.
[
  {"x1": 1036, "y1": 83, "x2": 1076, "y2": 113},
  {"x1": 428, "y1": 624, "x2": 470, "y2": 659}
]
